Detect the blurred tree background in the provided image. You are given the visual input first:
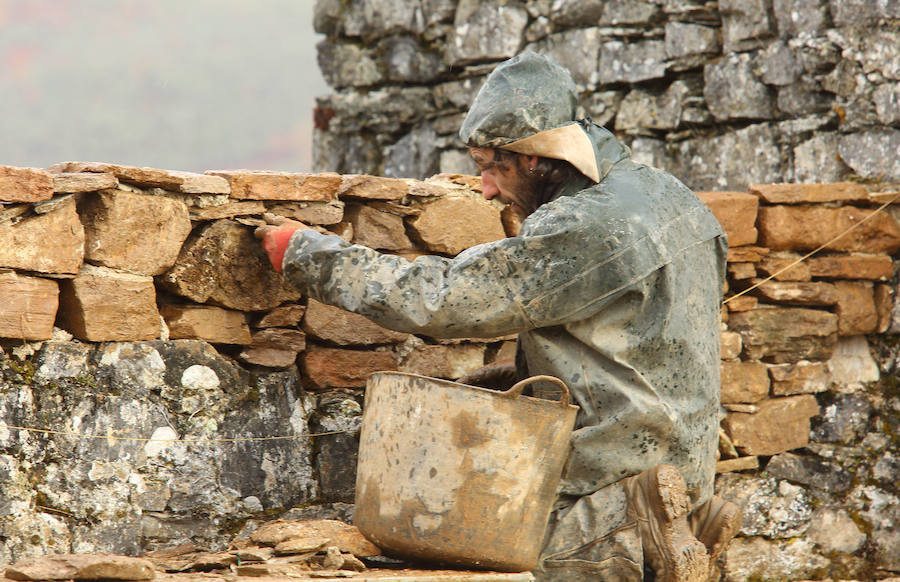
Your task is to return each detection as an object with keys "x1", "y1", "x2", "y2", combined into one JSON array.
[{"x1": 0, "y1": 0, "x2": 327, "y2": 172}]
